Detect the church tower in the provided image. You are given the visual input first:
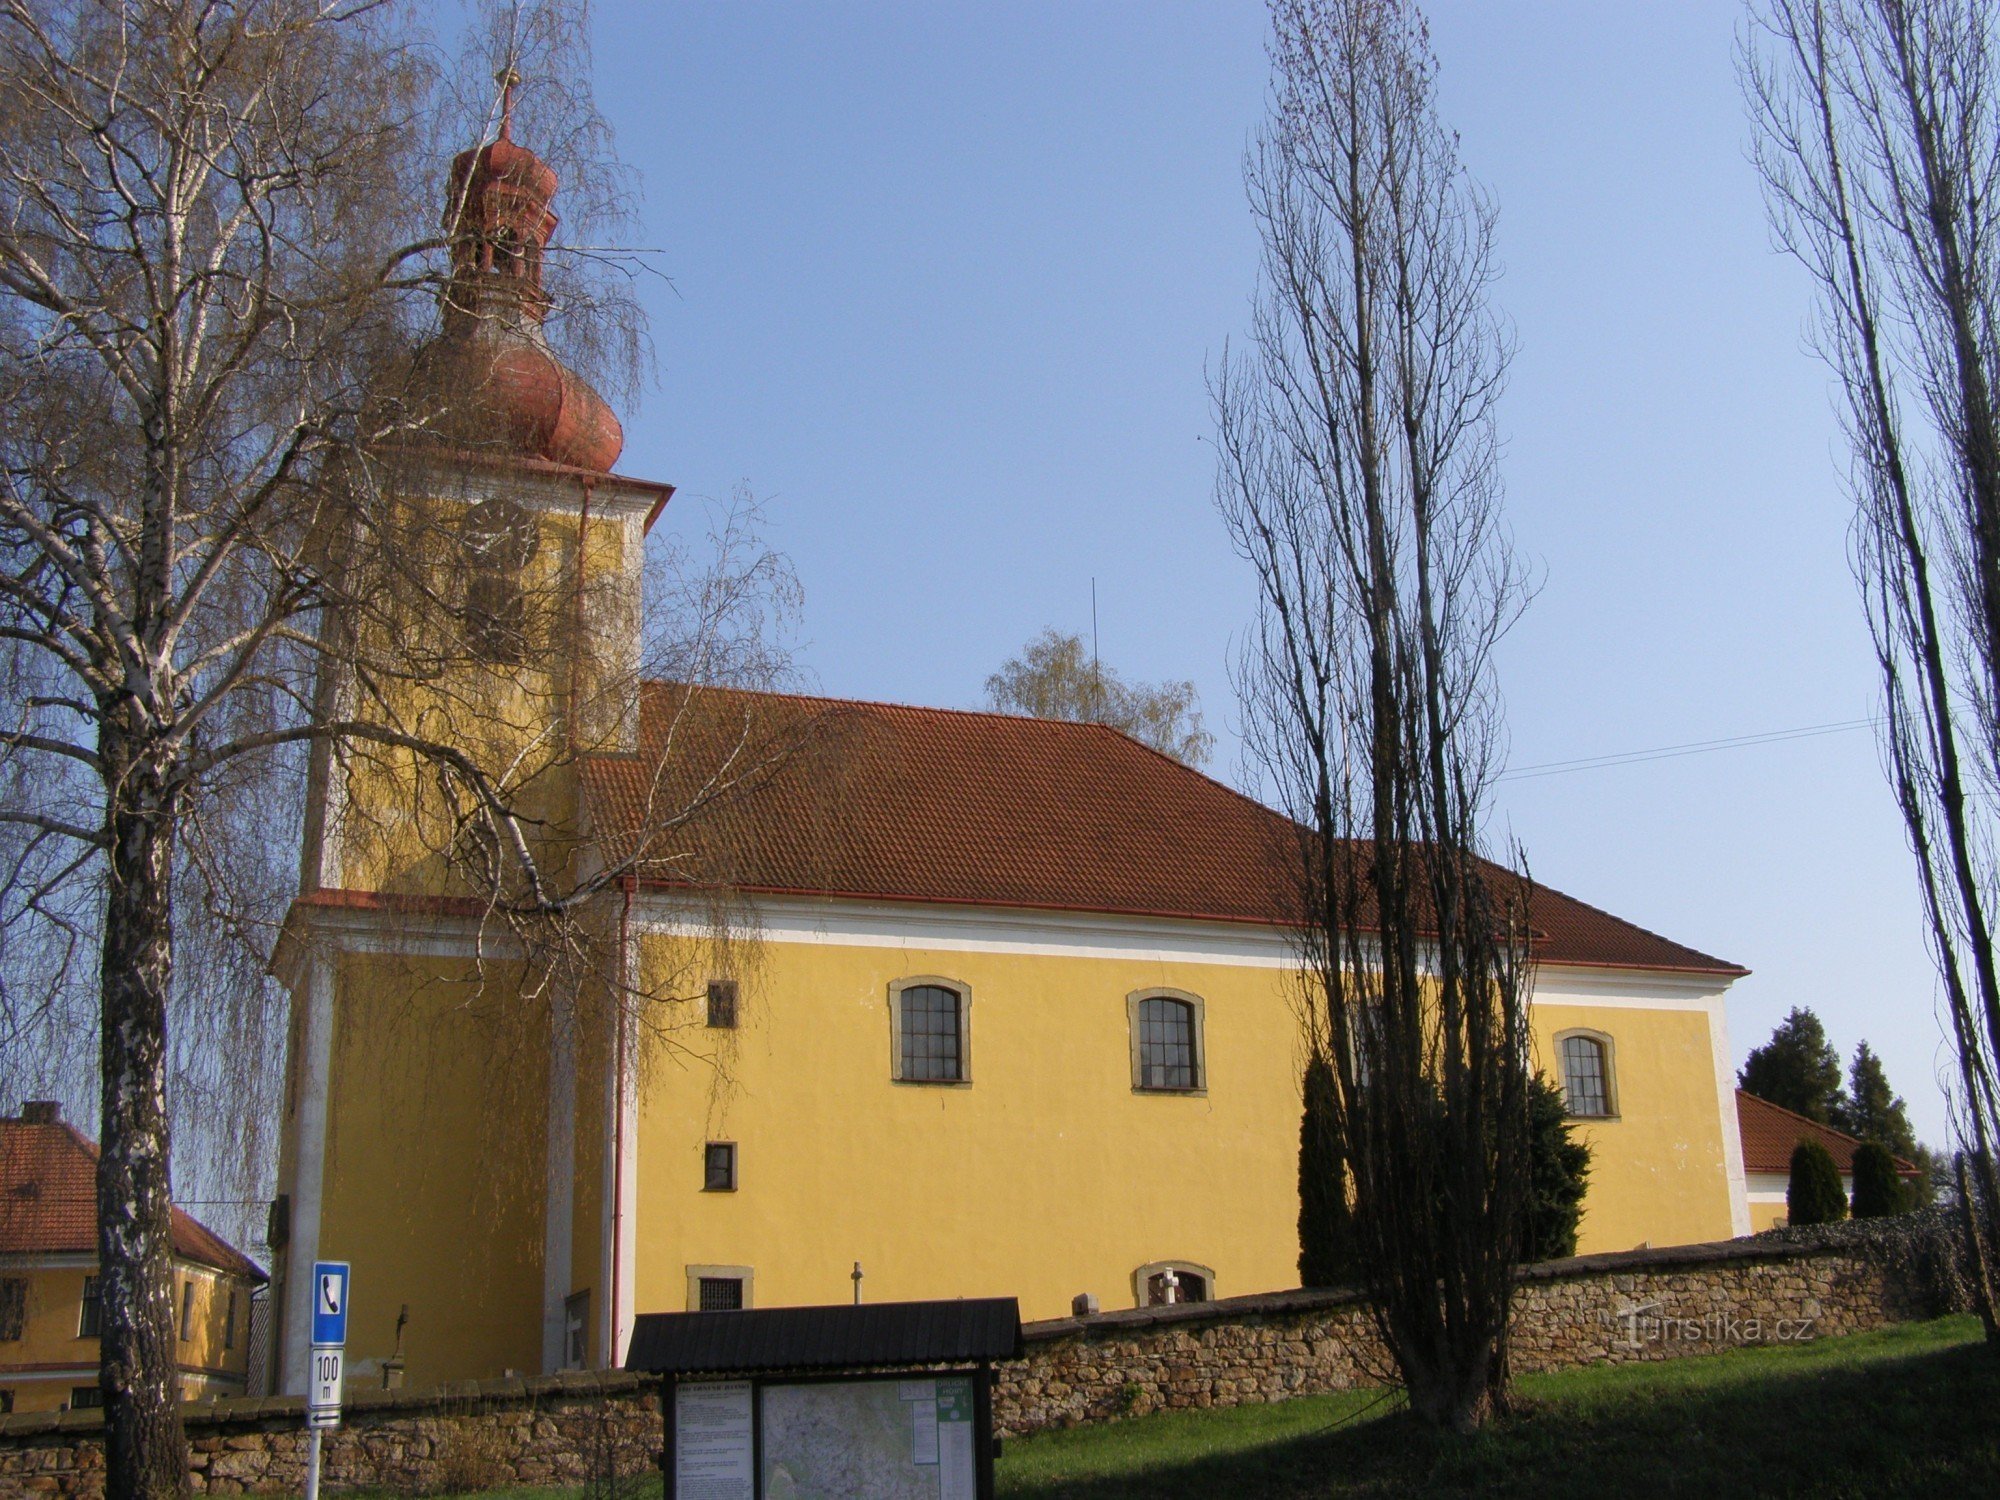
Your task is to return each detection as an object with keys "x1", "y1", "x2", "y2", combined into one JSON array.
[{"x1": 275, "y1": 89, "x2": 672, "y2": 1393}]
